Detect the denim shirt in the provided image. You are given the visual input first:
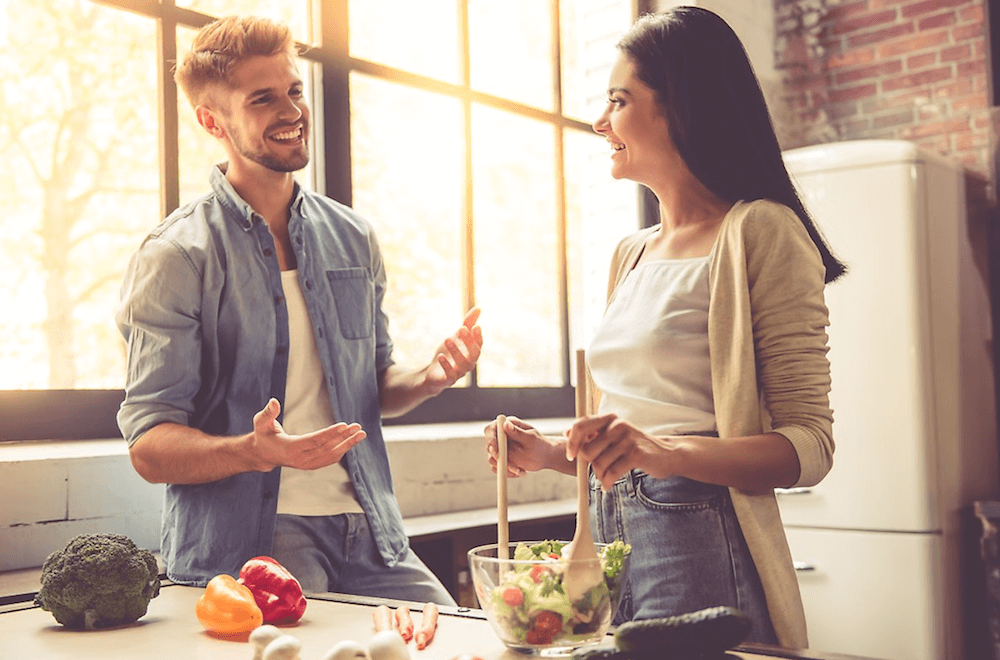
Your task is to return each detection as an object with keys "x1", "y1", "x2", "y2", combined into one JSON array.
[{"x1": 116, "y1": 165, "x2": 408, "y2": 585}]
